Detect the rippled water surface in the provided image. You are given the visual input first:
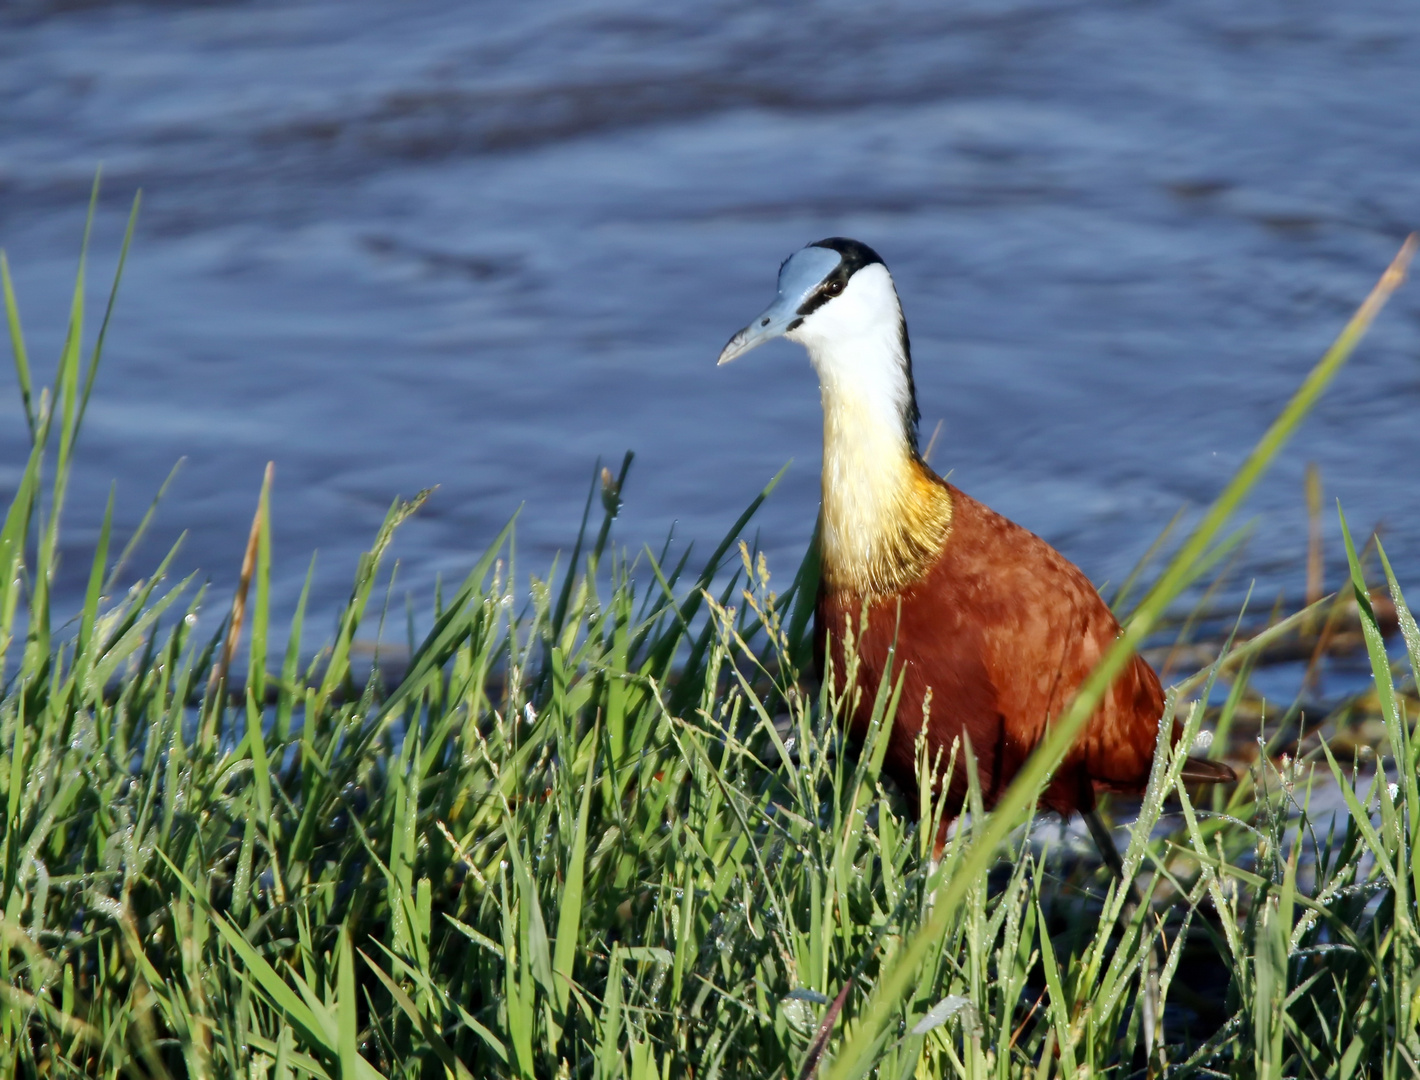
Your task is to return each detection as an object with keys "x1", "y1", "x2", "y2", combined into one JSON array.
[{"x1": 2, "y1": 0, "x2": 1418, "y2": 629}]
